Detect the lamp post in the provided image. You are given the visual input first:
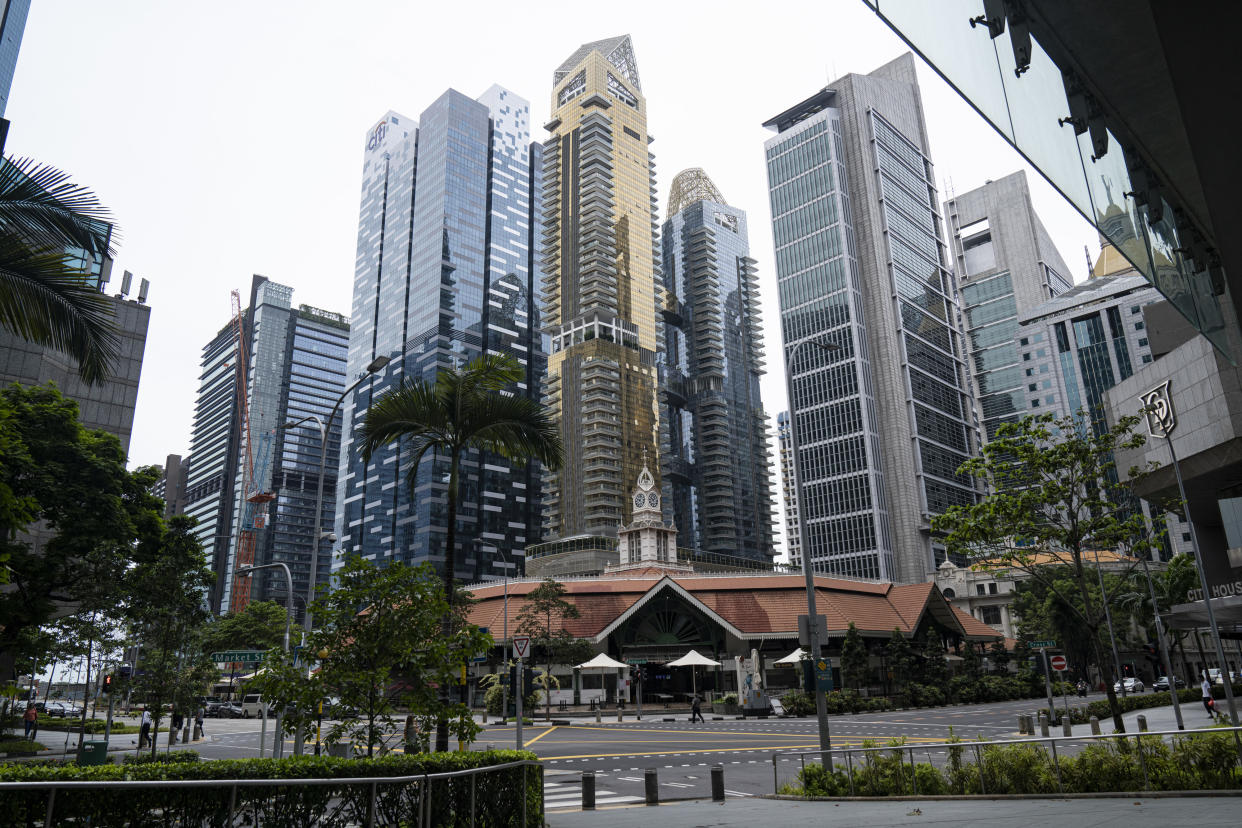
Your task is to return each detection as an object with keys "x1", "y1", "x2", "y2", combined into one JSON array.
[
  {"x1": 235, "y1": 562, "x2": 293, "y2": 758},
  {"x1": 491, "y1": 543, "x2": 513, "y2": 726},
  {"x1": 783, "y1": 334, "x2": 840, "y2": 763}
]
